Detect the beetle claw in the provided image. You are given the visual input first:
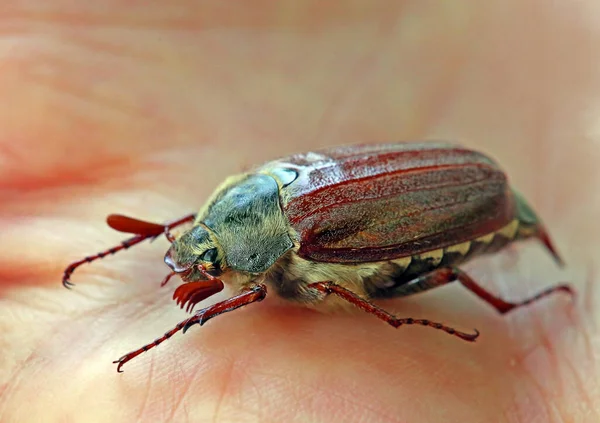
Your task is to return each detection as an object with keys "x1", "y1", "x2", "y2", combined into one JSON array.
[
  {"x1": 182, "y1": 318, "x2": 199, "y2": 334},
  {"x1": 460, "y1": 328, "x2": 480, "y2": 342},
  {"x1": 181, "y1": 313, "x2": 208, "y2": 333},
  {"x1": 113, "y1": 357, "x2": 126, "y2": 373}
]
